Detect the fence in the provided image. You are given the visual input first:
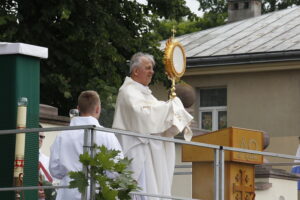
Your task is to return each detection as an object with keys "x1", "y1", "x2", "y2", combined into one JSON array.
[{"x1": 0, "y1": 126, "x2": 299, "y2": 200}]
